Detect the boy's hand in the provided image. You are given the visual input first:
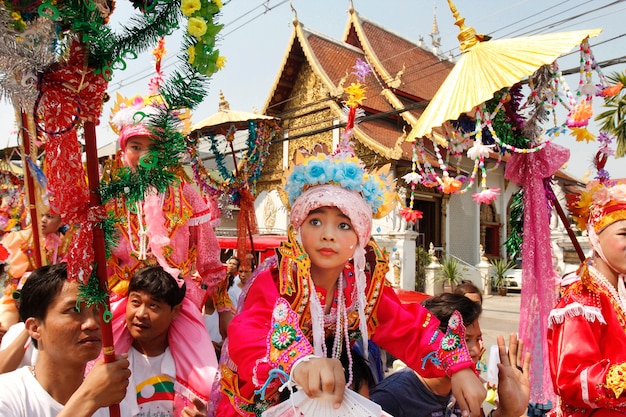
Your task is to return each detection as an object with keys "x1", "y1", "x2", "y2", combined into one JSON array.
[
  {"x1": 292, "y1": 357, "x2": 346, "y2": 409},
  {"x1": 450, "y1": 367, "x2": 487, "y2": 417},
  {"x1": 182, "y1": 397, "x2": 207, "y2": 417},
  {"x1": 493, "y1": 333, "x2": 530, "y2": 417}
]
